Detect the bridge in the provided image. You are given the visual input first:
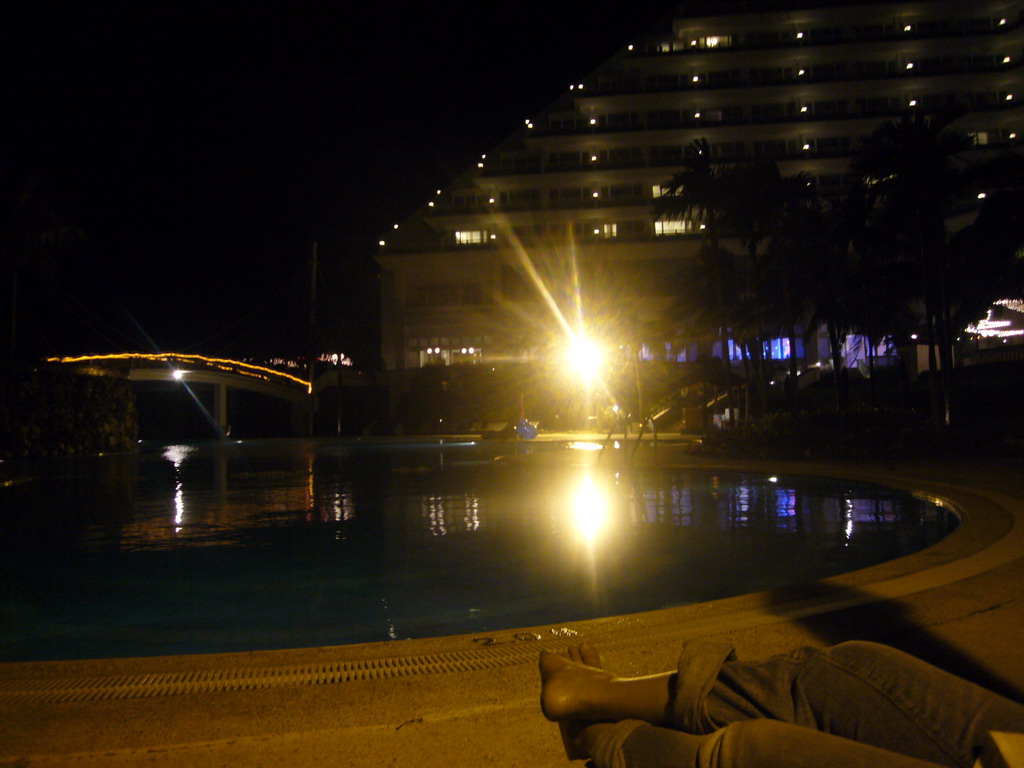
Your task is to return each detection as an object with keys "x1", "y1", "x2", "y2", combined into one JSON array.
[{"x1": 48, "y1": 353, "x2": 317, "y2": 435}]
